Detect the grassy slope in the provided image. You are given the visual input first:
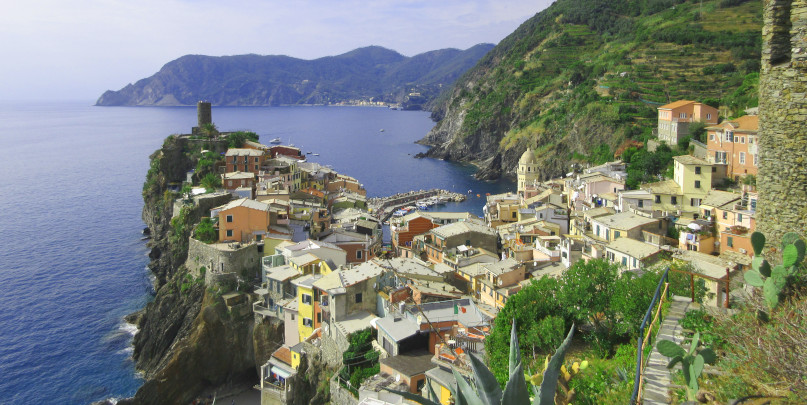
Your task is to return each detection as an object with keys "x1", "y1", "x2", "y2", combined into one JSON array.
[{"x1": 427, "y1": 0, "x2": 761, "y2": 179}]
